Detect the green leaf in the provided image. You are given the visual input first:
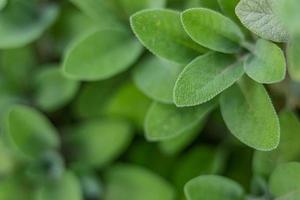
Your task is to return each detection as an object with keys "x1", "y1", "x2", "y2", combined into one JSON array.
[
  {"x1": 5, "y1": 105, "x2": 59, "y2": 159},
  {"x1": 235, "y1": 0, "x2": 289, "y2": 42},
  {"x1": 244, "y1": 39, "x2": 286, "y2": 84},
  {"x1": 0, "y1": 177, "x2": 33, "y2": 200},
  {"x1": 0, "y1": 0, "x2": 7, "y2": 11},
  {"x1": 0, "y1": 1, "x2": 59, "y2": 48},
  {"x1": 269, "y1": 162, "x2": 300, "y2": 197},
  {"x1": 217, "y1": 0, "x2": 239, "y2": 22},
  {"x1": 184, "y1": 175, "x2": 244, "y2": 200},
  {"x1": 35, "y1": 171, "x2": 82, "y2": 200},
  {"x1": 159, "y1": 121, "x2": 205, "y2": 155},
  {"x1": 104, "y1": 164, "x2": 175, "y2": 200},
  {"x1": 287, "y1": 35, "x2": 300, "y2": 81},
  {"x1": 181, "y1": 8, "x2": 244, "y2": 53},
  {"x1": 133, "y1": 56, "x2": 184, "y2": 104},
  {"x1": 130, "y1": 9, "x2": 206, "y2": 64},
  {"x1": 145, "y1": 100, "x2": 216, "y2": 141},
  {"x1": 104, "y1": 81, "x2": 152, "y2": 129},
  {"x1": 253, "y1": 111, "x2": 300, "y2": 177},
  {"x1": 69, "y1": 119, "x2": 133, "y2": 168},
  {"x1": 174, "y1": 53, "x2": 244, "y2": 107},
  {"x1": 63, "y1": 29, "x2": 142, "y2": 81},
  {"x1": 33, "y1": 66, "x2": 79, "y2": 112},
  {"x1": 0, "y1": 46, "x2": 36, "y2": 92},
  {"x1": 70, "y1": 0, "x2": 123, "y2": 28},
  {"x1": 173, "y1": 146, "x2": 225, "y2": 190},
  {"x1": 118, "y1": 0, "x2": 166, "y2": 17},
  {"x1": 220, "y1": 76, "x2": 280, "y2": 151}
]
